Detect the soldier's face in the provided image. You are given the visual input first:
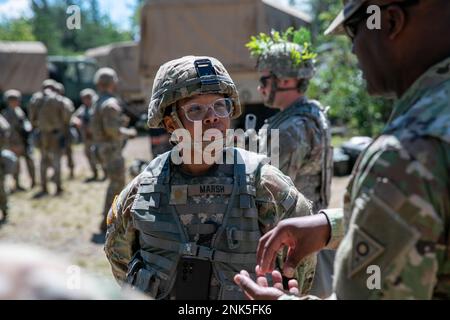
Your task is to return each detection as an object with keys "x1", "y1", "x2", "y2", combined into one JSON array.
[
  {"x1": 7, "y1": 98, "x2": 19, "y2": 108},
  {"x1": 257, "y1": 71, "x2": 274, "y2": 104},
  {"x1": 350, "y1": 2, "x2": 411, "y2": 97},
  {"x1": 176, "y1": 94, "x2": 231, "y2": 138},
  {"x1": 81, "y1": 96, "x2": 93, "y2": 107}
]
